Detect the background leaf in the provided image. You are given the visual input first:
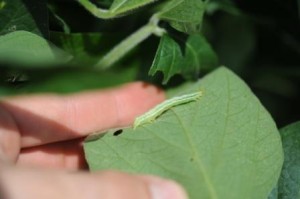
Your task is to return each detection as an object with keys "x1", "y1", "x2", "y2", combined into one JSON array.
[
  {"x1": 270, "y1": 121, "x2": 300, "y2": 199},
  {"x1": 149, "y1": 34, "x2": 218, "y2": 84},
  {"x1": 84, "y1": 67, "x2": 283, "y2": 199},
  {"x1": 149, "y1": 34, "x2": 182, "y2": 83},
  {"x1": 0, "y1": 31, "x2": 72, "y2": 67},
  {"x1": 0, "y1": 0, "x2": 48, "y2": 37}
]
